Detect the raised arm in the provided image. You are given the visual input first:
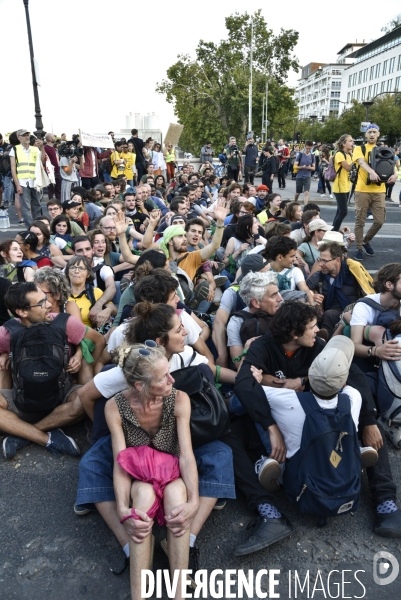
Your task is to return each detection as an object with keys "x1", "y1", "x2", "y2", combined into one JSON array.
[{"x1": 199, "y1": 199, "x2": 229, "y2": 262}]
